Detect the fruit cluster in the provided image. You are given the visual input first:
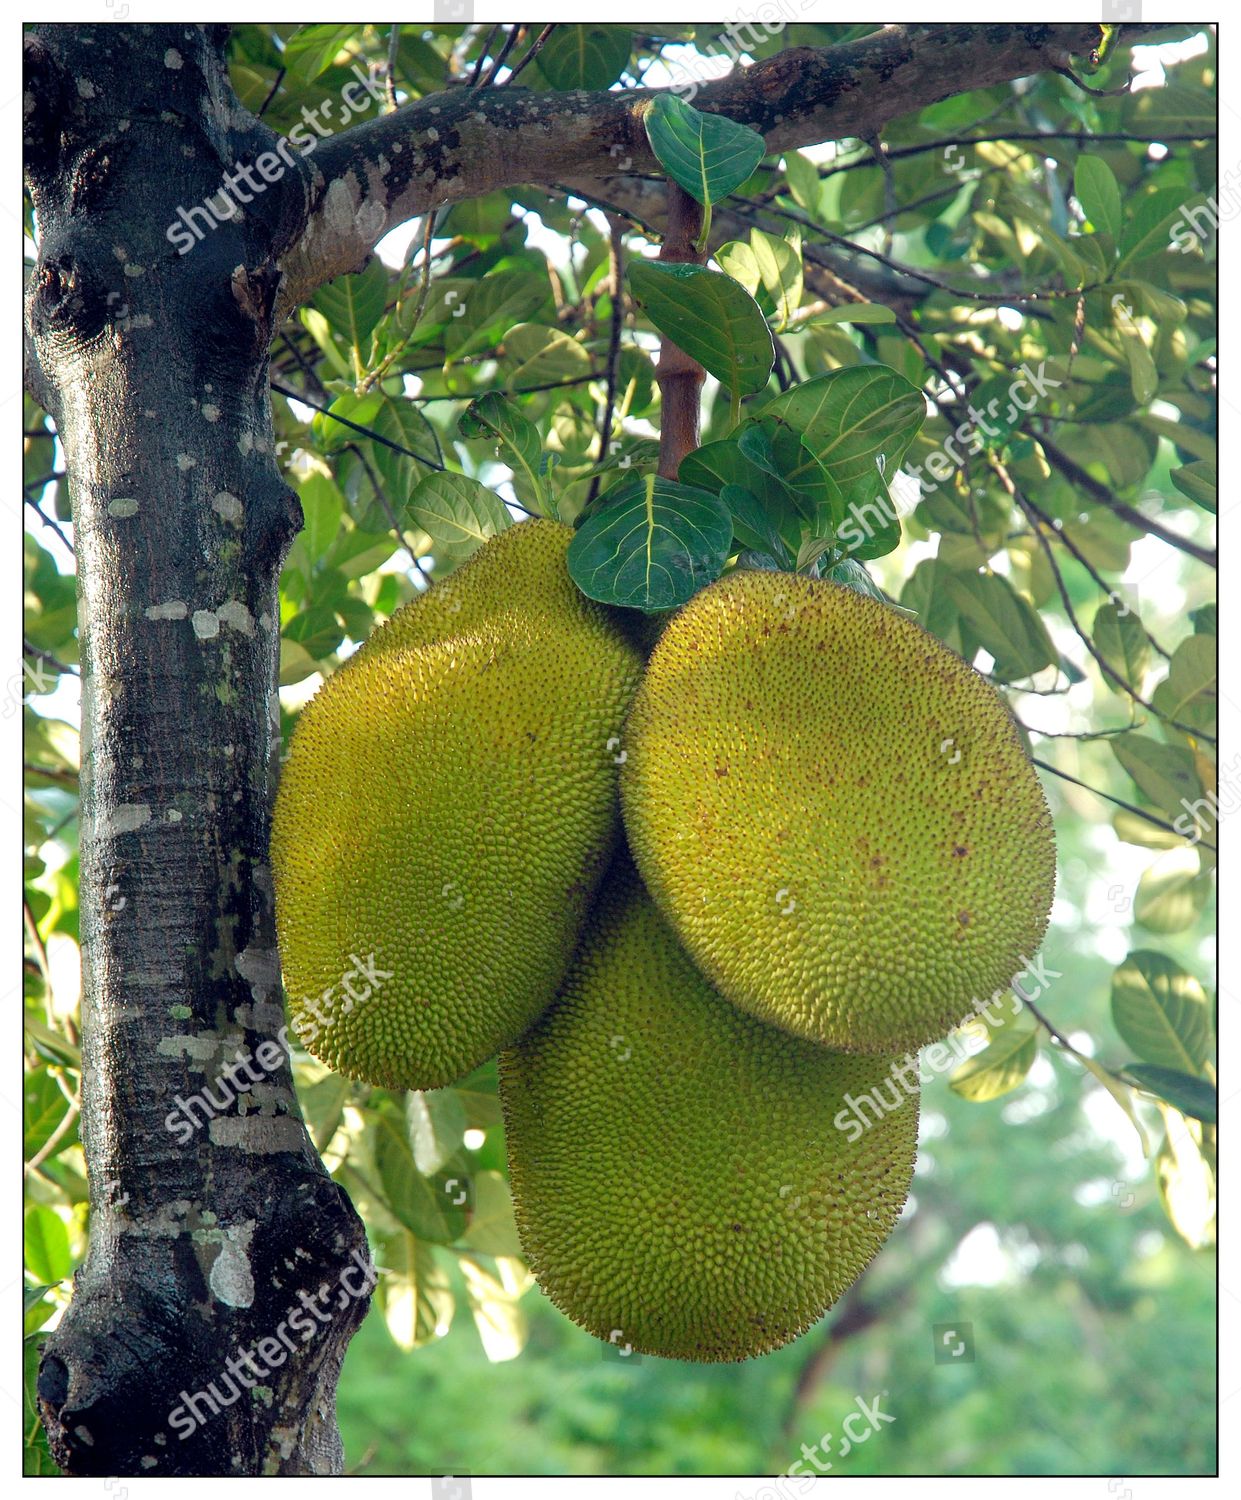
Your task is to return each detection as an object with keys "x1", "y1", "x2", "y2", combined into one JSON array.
[{"x1": 272, "y1": 519, "x2": 1055, "y2": 1360}]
